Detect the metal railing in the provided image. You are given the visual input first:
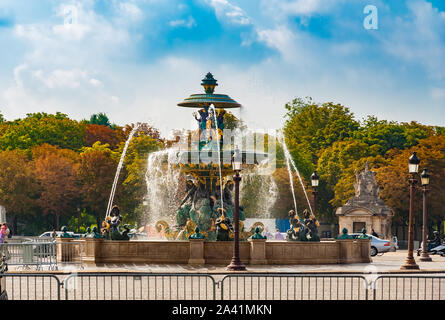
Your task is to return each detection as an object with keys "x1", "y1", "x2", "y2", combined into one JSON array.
[
  {"x1": 220, "y1": 274, "x2": 369, "y2": 300},
  {"x1": 2, "y1": 274, "x2": 61, "y2": 300},
  {"x1": 0, "y1": 241, "x2": 84, "y2": 270},
  {"x1": 2, "y1": 272, "x2": 445, "y2": 300},
  {"x1": 373, "y1": 275, "x2": 445, "y2": 300},
  {"x1": 64, "y1": 273, "x2": 216, "y2": 300}
]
